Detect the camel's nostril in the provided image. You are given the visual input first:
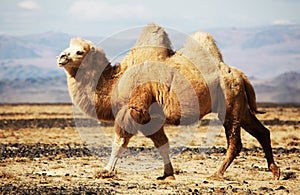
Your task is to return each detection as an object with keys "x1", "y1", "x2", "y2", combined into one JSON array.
[{"x1": 59, "y1": 52, "x2": 70, "y2": 59}]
